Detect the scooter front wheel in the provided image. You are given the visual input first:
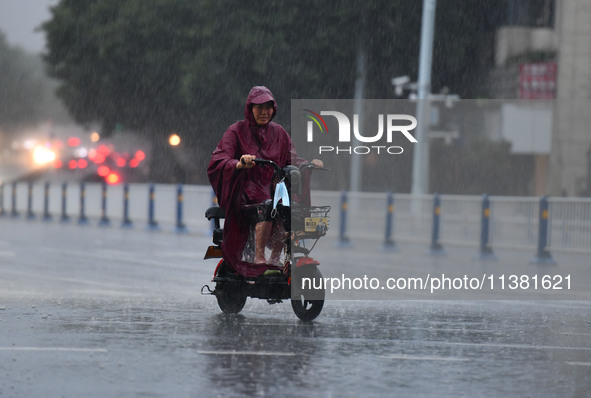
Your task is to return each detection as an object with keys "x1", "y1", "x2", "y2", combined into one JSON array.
[
  {"x1": 291, "y1": 266, "x2": 325, "y2": 322},
  {"x1": 215, "y1": 282, "x2": 247, "y2": 314}
]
